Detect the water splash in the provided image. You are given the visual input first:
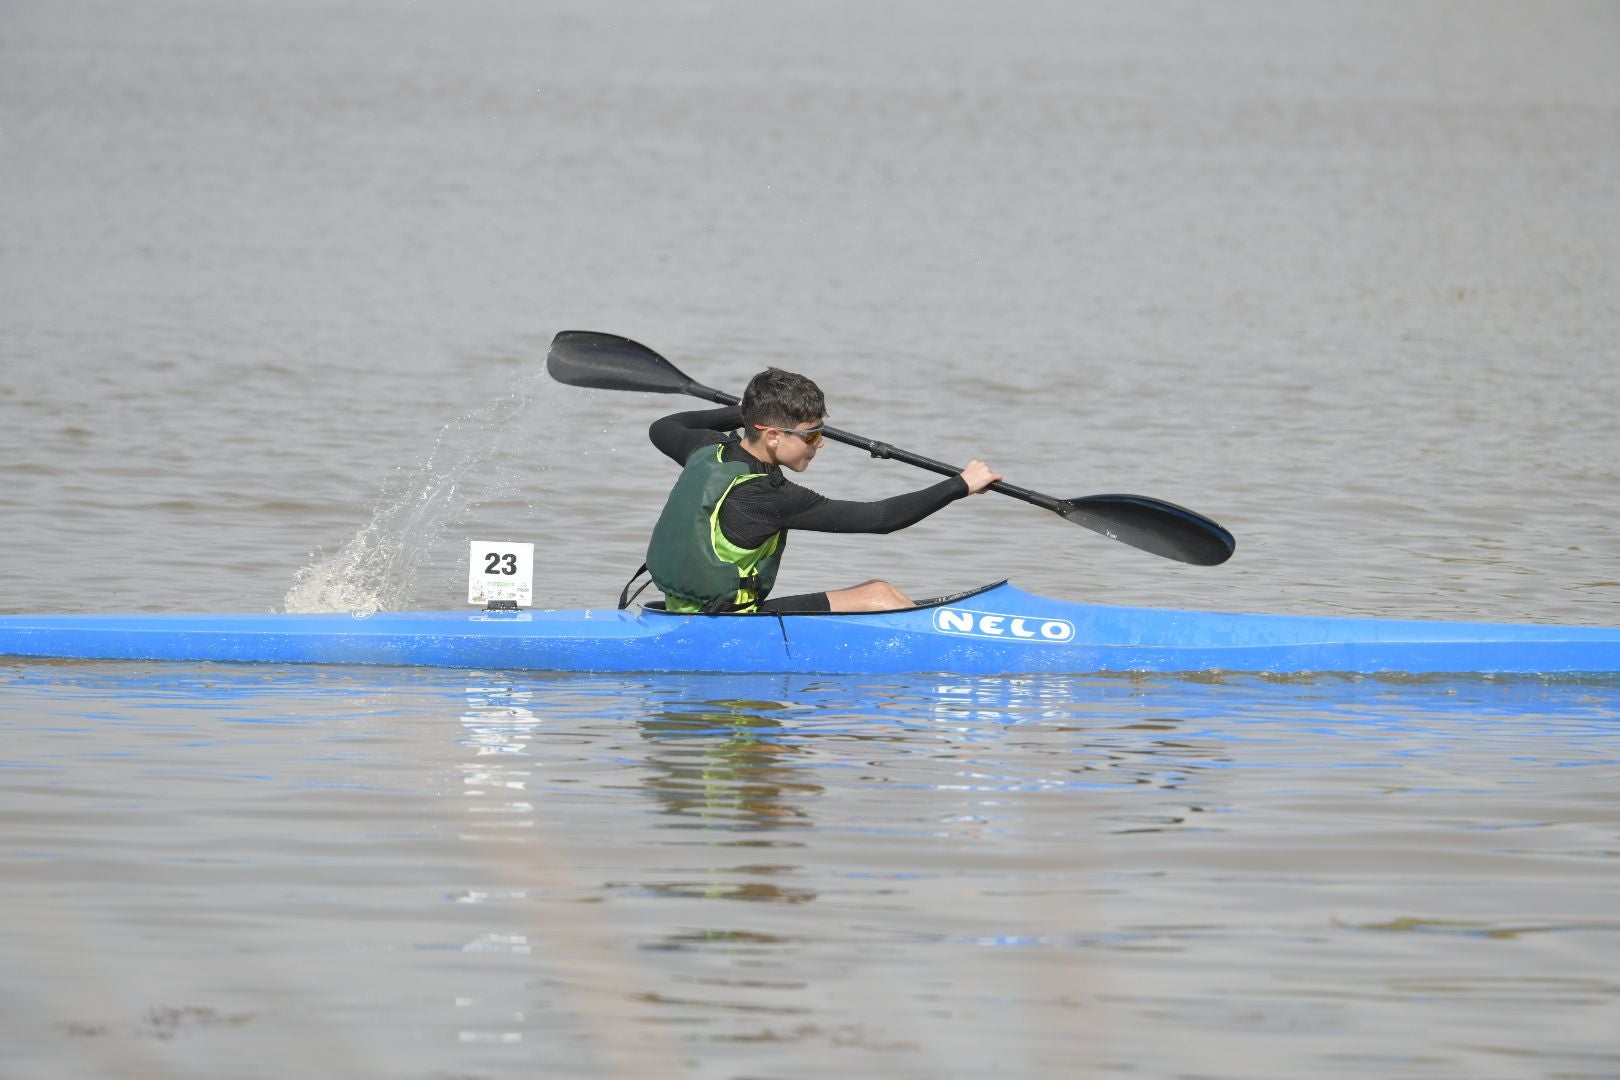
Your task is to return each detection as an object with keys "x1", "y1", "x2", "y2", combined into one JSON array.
[{"x1": 283, "y1": 363, "x2": 557, "y2": 615}]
